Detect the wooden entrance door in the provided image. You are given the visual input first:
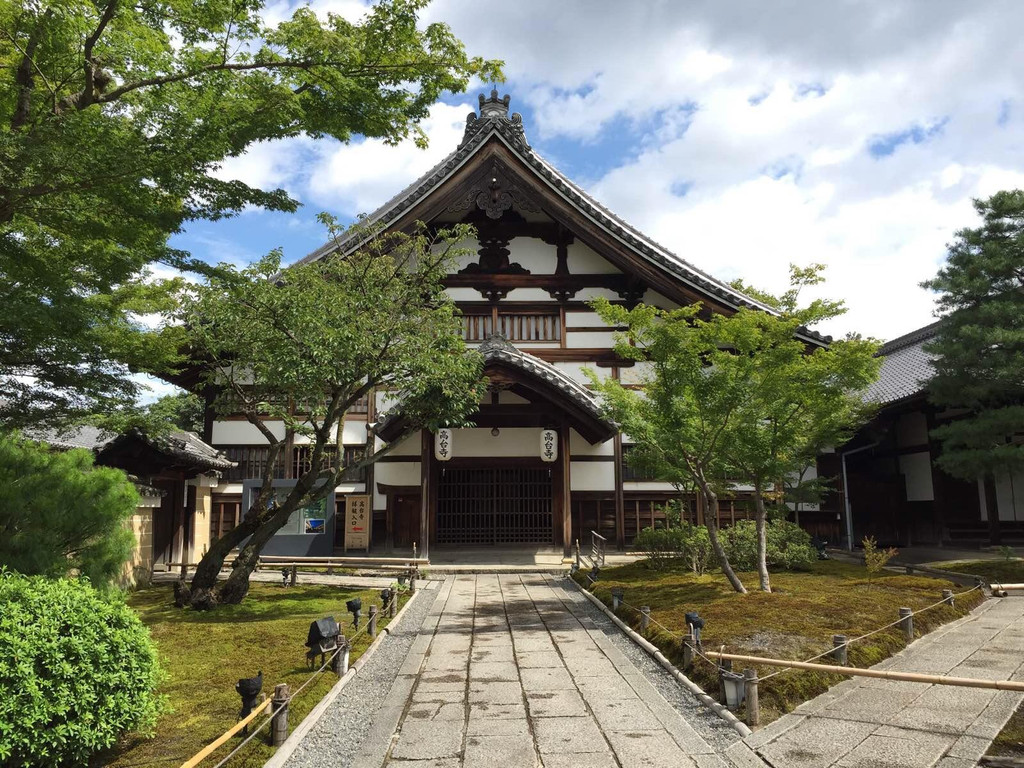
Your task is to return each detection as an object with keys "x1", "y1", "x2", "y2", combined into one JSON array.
[
  {"x1": 393, "y1": 493, "x2": 420, "y2": 548},
  {"x1": 436, "y1": 467, "x2": 553, "y2": 545}
]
